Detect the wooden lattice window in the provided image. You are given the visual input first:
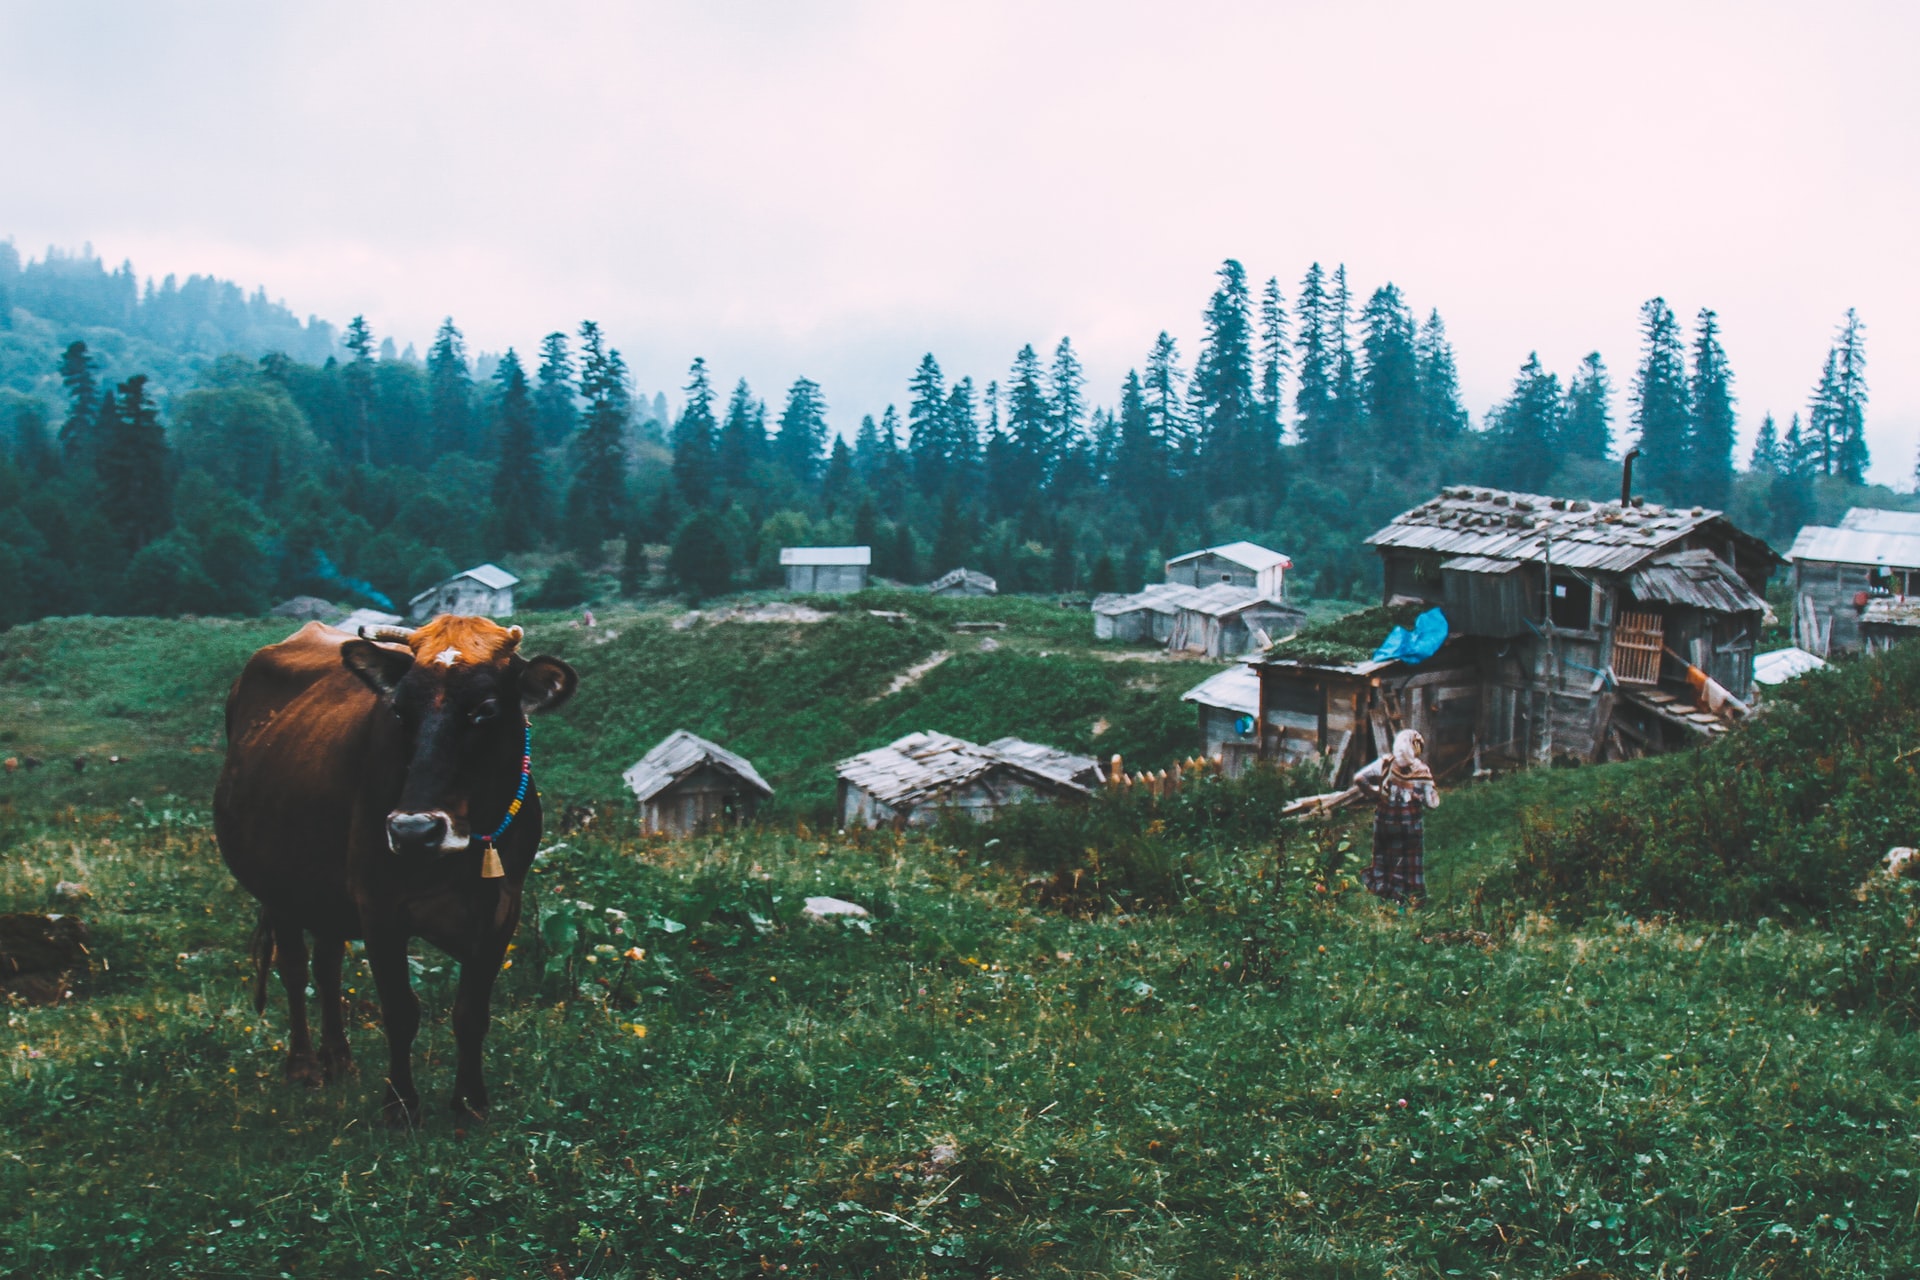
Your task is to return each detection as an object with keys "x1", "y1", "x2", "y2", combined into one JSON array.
[{"x1": 1614, "y1": 610, "x2": 1665, "y2": 685}]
